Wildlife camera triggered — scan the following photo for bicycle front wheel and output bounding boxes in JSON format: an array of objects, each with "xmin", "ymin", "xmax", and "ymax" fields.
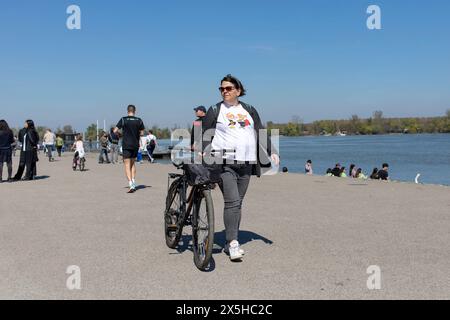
[
  {"xmin": 165, "ymin": 179, "xmax": 184, "ymax": 249},
  {"xmin": 192, "ymin": 189, "xmax": 214, "ymax": 271}
]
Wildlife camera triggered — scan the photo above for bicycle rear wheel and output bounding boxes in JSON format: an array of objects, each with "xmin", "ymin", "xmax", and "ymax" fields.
[
  {"xmin": 164, "ymin": 179, "xmax": 184, "ymax": 249},
  {"xmin": 192, "ymin": 189, "xmax": 214, "ymax": 271}
]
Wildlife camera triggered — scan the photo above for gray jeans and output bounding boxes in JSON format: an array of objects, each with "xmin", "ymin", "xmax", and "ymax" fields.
[
  {"xmin": 219, "ymin": 164, "xmax": 252, "ymax": 243},
  {"xmin": 110, "ymin": 144, "xmax": 119, "ymax": 163}
]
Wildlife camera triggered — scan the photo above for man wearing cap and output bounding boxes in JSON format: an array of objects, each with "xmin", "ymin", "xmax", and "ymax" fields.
[{"xmin": 191, "ymin": 106, "xmax": 207, "ymax": 154}]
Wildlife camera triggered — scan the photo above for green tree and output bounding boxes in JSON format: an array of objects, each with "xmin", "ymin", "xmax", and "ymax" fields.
[
  {"xmin": 284, "ymin": 122, "xmax": 300, "ymax": 136},
  {"xmin": 36, "ymin": 126, "xmax": 47, "ymax": 140},
  {"xmin": 349, "ymin": 115, "xmax": 361, "ymax": 134},
  {"xmin": 85, "ymin": 123, "xmax": 98, "ymax": 141},
  {"xmin": 372, "ymin": 110, "xmax": 385, "ymax": 134},
  {"xmin": 402, "ymin": 118, "xmax": 420, "ymax": 134}
]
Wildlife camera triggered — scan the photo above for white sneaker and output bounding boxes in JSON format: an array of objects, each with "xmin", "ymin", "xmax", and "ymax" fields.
[
  {"xmin": 228, "ymin": 240, "xmax": 243, "ymax": 261},
  {"xmin": 224, "ymin": 243, "xmax": 245, "ymax": 256}
]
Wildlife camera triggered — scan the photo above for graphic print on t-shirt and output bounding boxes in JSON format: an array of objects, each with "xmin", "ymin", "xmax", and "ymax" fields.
[{"xmin": 226, "ymin": 113, "xmax": 252, "ymax": 129}]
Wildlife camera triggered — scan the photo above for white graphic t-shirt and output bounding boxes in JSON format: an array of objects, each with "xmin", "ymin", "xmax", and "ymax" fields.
[{"xmin": 211, "ymin": 103, "xmax": 257, "ymax": 162}]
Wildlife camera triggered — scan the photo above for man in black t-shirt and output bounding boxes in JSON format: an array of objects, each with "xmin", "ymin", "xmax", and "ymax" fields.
[
  {"xmin": 377, "ymin": 163, "xmax": 390, "ymax": 181},
  {"xmin": 114, "ymin": 105, "xmax": 145, "ymax": 193}
]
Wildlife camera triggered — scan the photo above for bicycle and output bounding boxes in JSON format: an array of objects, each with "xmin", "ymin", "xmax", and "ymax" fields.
[
  {"xmin": 164, "ymin": 161, "xmax": 218, "ymax": 271},
  {"xmin": 72, "ymin": 152, "xmax": 86, "ymax": 172}
]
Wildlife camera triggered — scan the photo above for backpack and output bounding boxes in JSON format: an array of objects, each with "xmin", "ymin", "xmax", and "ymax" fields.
[{"xmin": 149, "ymin": 138, "xmax": 156, "ymax": 147}]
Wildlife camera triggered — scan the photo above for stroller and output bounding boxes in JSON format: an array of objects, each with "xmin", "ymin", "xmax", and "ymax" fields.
[{"xmin": 72, "ymin": 150, "xmax": 86, "ymax": 172}]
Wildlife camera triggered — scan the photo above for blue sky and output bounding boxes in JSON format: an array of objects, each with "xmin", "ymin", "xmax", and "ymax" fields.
[{"xmin": 1, "ymin": 0, "xmax": 449, "ymax": 131}]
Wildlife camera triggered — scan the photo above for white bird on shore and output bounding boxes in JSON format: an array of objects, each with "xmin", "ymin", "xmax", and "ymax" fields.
[{"xmin": 415, "ymin": 173, "xmax": 421, "ymax": 184}]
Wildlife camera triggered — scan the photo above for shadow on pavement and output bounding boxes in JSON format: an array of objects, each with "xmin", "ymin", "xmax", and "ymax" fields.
[
  {"xmin": 135, "ymin": 185, "xmax": 151, "ymax": 191},
  {"xmin": 168, "ymin": 230, "xmax": 273, "ymax": 272},
  {"xmin": 33, "ymin": 175, "xmax": 50, "ymax": 181},
  {"xmin": 212, "ymin": 229, "xmax": 274, "ymax": 253},
  {"xmin": 122, "ymin": 185, "xmax": 152, "ymax": 191}
]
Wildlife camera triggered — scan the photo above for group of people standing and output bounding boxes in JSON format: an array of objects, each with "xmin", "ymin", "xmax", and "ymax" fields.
[
  {"xmin": 97, "ymin": 128, "xmax": 157, "ymax": 165},
  {"xmin": 42, "ymin": 129, "xmax": 65, "ymax": 161},
  {"xmin": 0, "ymin": 119, "xmax": 39, "ymax": 182}
]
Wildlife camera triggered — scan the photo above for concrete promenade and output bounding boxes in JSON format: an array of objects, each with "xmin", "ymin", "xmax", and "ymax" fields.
[{"xmin": 0, "ymin": 153, "xmax": 449, "ymax": 299}]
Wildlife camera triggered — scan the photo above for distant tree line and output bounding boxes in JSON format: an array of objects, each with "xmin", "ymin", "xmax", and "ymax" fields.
[
  {"xmin": 11, "ymin": 109, "xmax": 450, "ymax": 141},
  {"xmin": 84, "ymin": 123, "xmax": 176, "ymax": 141},
  {"xmin": 267, "ymin": 110, "xmax": 450, "ymax": 136}
]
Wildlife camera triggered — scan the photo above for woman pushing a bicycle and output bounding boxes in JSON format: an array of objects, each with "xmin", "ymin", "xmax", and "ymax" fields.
[{"xmin": 201, "ymin": 74, "xmax": 280, "ymax": 261}]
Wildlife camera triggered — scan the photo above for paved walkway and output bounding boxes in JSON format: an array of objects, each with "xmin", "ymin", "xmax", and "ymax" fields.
[{"xmin": 0, "ymin": 153, "xmax": 449, "ymax": 299}]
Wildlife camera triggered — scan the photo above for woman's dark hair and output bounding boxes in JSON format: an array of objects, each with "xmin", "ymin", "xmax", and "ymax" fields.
[
  {"xmin": 0, "ymin": 119, "xmax": 12, "ymax": 133},
  {"xmin": 26, "ymin": 120, "xmax": 35, "ymax": 130},
  {"xmin": 221, "ymin": 74, "xmax": 246, "ymax": 97},
  {"xmin": 326, "ymin": 168, "xmax": 332, "ymax": 174},
  {"xmin": 370, "ymin": 168, "xmax": 379, "ymax": 179},
  {"xmin": 356, "ymin": 168, "xmax": 362, "ymax": 178},
  {"xmin": 282, "ymin": 167, "xmax": 288, "ymax": 173},
  {"xmin": 307, "ymin": 160, "xmax": 312, "ymax": 164},
  {"xmin": 349, "ymin": 164, "xmax": 355, "ymax": 176}
]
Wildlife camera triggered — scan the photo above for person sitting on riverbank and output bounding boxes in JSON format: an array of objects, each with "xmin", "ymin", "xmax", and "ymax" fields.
[
  {"xmin": 349, "ymin": 164, "xmax": 358, "ymax": 178},
  {"xmin": 370, "ymin": 168, "xmax": 379, "ymax": 180},
  {"xmin": 331, "ymin": 163, "xmax": 341, "ymax": 177},
  {"xmin": 305, "ymin": 160, "xmax": 313, "ymax": 175},
  {"xmin": 325, "ymin": 168, "xmax": 333, "ymax": 176},
  {"xmin": 340, "ymin": 166, "xmax": 347, "ymax": 178},
  {"xmin": 377, "ymin": 163, "xmax": 390, "ymax": 181},
  {"xmin": 355, "ymin": 168, "xmax": 368, "ymax": 180}
]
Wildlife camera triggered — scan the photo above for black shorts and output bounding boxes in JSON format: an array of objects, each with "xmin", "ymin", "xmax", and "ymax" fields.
[{"xmin": 122, "ymin": 149, "xmax": 138, "ymax": 159}]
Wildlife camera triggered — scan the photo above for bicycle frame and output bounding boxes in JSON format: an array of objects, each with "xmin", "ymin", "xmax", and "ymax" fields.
[{"xmin": 167, "ymin": 171, "xmax": 199, "ymax": 230}]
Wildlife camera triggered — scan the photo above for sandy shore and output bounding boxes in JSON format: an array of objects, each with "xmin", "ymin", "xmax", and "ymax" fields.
[{"xmin": 0, "ymin": 152, "xmax": 449, "ymax": 299}]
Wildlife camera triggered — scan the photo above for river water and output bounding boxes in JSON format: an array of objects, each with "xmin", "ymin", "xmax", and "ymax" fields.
[{"xmin": 158, "ymin": 134, "xmax": 450, "ymax": 186}]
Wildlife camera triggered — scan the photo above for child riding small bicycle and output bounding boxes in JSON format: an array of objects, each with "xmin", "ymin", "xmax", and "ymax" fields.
[{"xmin": 71, "ymin": 135, "xmax": 86, "ymax": 171}]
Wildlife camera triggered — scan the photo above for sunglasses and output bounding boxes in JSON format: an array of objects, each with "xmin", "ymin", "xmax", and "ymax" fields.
[{"xmin": 219, "ymin": 86, "xmax": 236, "ymax": 93}]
